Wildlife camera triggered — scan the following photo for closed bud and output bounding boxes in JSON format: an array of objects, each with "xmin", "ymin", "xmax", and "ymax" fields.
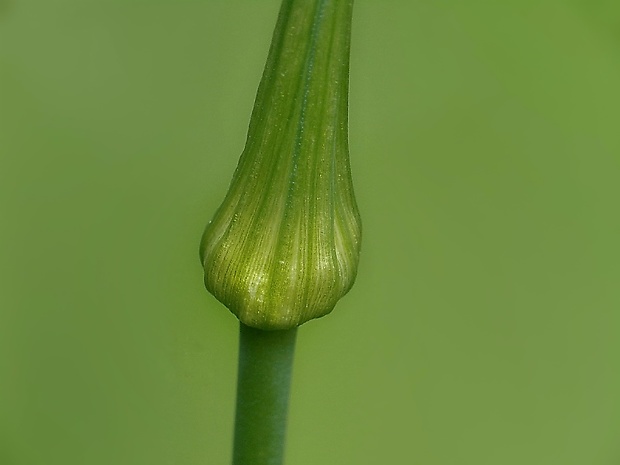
[{"xmin": 200, "ymin": 0, "xmax": 361, "ymax": 330}]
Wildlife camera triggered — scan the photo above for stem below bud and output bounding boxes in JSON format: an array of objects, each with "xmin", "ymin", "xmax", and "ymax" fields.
[{"xmin": 232, "ymin": 323, "xmax": 297, "ymax": 465}]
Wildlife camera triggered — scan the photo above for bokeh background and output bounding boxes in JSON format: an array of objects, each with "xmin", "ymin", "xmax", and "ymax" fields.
[{"xmin": 2, "ymin": 0, "xmax": 620, "ymax": 464}]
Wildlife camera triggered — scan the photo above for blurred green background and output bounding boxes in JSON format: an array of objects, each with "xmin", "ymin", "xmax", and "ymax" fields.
[{"xmin": 2, "ymin": 0, "xmax": 620, "ymax": 464}]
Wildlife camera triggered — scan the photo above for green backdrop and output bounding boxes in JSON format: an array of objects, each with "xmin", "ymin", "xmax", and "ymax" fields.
[{"xmin": 1, "ymin": 1, "xmax": 620, "ymax": 464}]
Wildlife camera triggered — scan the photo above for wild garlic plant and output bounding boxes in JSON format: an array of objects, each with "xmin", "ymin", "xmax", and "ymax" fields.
[{"xmin": 200, "ymin": 1, "xmax": 360, "ymax": 463}]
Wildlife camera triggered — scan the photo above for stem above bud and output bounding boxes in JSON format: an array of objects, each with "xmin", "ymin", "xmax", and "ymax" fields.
[{"xmin": 200, "ymin": 0, "xmax": 361, "ymax": 330}]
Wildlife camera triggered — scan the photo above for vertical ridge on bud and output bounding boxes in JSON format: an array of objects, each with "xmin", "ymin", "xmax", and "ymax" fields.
[{"xmin": 200, "ymin": 0, "xmax": 361, "ymax": 330}]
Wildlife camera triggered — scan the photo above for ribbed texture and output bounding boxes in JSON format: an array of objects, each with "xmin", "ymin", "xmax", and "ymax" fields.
[{"xmin": 200, "ymin": 0, "xmax": 361, "ymax": 330}]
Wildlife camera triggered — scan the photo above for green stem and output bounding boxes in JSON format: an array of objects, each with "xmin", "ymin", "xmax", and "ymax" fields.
[{"xmin": 232, "ymin": 323, "xmax": 298, "ymax": 465}]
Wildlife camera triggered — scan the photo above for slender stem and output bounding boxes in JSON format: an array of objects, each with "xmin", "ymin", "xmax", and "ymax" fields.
[{"xmin": 232, "ymin": 323, "xmax": 298, "ymax": 465}]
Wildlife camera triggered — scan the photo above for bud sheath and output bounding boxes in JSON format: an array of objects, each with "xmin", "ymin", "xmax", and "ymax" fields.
[{"xmin": 200, "ymin": 0, "xmax": 361, "ymax": 330}]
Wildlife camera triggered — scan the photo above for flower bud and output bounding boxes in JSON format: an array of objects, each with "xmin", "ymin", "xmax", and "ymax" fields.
[{"xmin": 200, "ymin": 0, "xmax": 361, "ymax": 330}]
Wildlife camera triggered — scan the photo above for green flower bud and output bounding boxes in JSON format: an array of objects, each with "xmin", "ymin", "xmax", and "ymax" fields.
[{"xmin": 200, "ymin": 0, "xmax": 361, "ymax": 330}]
